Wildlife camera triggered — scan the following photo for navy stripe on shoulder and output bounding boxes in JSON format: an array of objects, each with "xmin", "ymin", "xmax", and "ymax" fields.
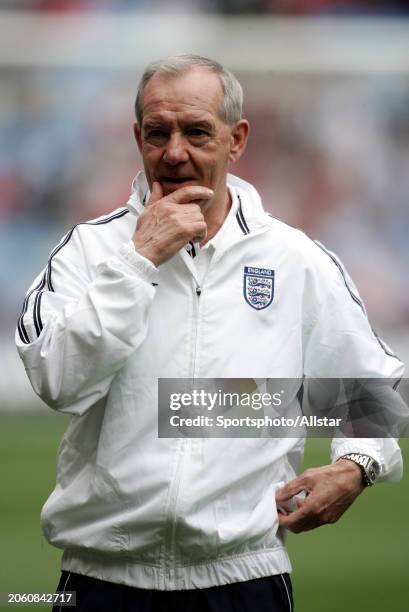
[
  {"xmin": 371, "ymin": 329, "xmax": 400, "ymax": 360},
  {"xmin": 236, "ymin": 194, "xmax": 250, "ymax": 235},
  {"xmin": 47, "ymin": 208, "xmax": 129, "ymax": 292},
  {"xmin": 18, "ymin": 208, "xmax": 129, "ymax": 345},
  {"xmin": 313, "ymin": 240, "xmax": 400, "ymax": 361},
  {"xmin": 314, "ymin": 241, "xmax": 366, "ymax": 315}
]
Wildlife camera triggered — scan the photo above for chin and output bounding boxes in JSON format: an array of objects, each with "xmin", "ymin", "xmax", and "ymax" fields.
[{"xmin": 160, "ymin": 179, "xmax": 199, "ymax": 194}]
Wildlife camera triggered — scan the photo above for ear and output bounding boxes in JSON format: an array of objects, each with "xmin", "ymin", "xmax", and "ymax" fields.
[
  {"xmin": 229, "ymin": 119, "xmax": 250, "ymax": 164},
  {"xmin": 133, "ymin": 122, "xmax": 142, "ymax": 153}
]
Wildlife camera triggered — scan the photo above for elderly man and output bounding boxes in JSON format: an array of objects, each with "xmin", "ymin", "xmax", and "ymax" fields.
[{"xmin": 17, "ymin": 55, "xmax": 404, "ymax": 612}]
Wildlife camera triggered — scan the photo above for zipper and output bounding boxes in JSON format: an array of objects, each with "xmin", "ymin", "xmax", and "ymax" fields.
[
  {"xmin": 163, "ymin": 227, "xmax": 269, "ymax": 586},
  {"xmin": 163, "ymin": 279, "xmax": 201, "ymax": 588},
  {"xmin": 191, "ymin": 281, "xmax": 202, "ymax": 377},
  {"xmin": 188, "ymin": 228, "xmax": 270, "ymax": 378}
]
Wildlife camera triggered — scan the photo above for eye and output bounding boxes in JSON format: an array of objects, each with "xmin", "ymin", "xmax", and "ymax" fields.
[
  {"xmin": 187, "ymin": 128, "xmax": 210, "ymax": 140},
  {"xmin": 189, "ymin": 128, "xmax": 206, "ymax": 136},
  {"xmin": 146, "ymin": 129, "xmax": 166, "ymax": 138}
]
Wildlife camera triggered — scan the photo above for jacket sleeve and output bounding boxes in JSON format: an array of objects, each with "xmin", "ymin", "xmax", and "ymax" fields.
[
  {"xmin": 303, "ymin": 244, "xmax": 406, "ymax": 482},
  {"xmin": 16, "ymin": 232, "xmax": 158, "ymax": 416}
]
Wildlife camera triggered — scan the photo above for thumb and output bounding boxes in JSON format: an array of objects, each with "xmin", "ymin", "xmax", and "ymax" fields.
[{"xmin": 148, "ymin": 181, "xmax": 163, "ymax": 205}]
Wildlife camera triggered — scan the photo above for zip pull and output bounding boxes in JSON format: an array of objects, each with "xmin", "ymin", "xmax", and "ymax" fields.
[{"xmin": 196, "ymin": 286, "xmax": 202, "ymax": 297}]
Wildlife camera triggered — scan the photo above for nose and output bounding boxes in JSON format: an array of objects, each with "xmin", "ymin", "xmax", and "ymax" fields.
[{"xmin": 163, "ymin": 132, "xmax": 189, "ymax": 165}]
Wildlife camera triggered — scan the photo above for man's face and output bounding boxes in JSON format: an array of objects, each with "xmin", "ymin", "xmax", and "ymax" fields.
[{"xmin": 134, "ymin": 67, "xmax": 248, "ymax": 209}]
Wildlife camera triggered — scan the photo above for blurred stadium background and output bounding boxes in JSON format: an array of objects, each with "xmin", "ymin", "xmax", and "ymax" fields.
[{"xmin": 1, "ymin": 1, "xmax": 409, "ymax": 611}]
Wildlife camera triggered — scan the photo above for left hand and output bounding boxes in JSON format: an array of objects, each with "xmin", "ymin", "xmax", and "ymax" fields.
[{"xmin": 275, "ymin": 460, "xmax": 365, "ymax": 533}]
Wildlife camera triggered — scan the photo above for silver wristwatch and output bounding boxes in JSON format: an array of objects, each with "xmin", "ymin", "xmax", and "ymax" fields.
[{"xmin": 339, "ymin": 453, "xmax": 381, "ymax": 486}]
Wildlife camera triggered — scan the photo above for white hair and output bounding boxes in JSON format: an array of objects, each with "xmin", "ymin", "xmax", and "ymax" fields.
[{"xmin": 135, "ymin": 54, "xmax": 243, "ymax": 125}]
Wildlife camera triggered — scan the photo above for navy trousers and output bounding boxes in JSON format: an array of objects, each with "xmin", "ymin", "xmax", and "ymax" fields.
[{"xmin": 53, "ymin": 570, "xmax": 294, "ymax": 612}]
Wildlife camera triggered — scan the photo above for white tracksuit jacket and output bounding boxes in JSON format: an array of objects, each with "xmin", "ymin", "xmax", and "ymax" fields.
[{"xmin": 16, "ymin": 172, "xmax": 404, "ymax": 590}]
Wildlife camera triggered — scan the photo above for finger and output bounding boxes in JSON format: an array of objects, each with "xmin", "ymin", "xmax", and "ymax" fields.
[
  {"xmin": 191, "ymin": 222, "xmax": 207, "ymax": 243},
  {"xmin": 168, "ymin": 186, "xmax": 214, "ymax": 205},
  {"xmin": 192, "ymin": 233, "xmax": 207, "ymax": 244},
  {"xmin": 176, "ymin": 203, "xmax": 205, "ymax": 217},
  {"xmin": 278, "ymin": 505, "xmax": 311, "ymax": 532},
  {"xmin": 276, "ymin": 478, "xmax": 306, "ymax": 502},
  {"xmin": 295, "ymin": 496, "xmax": 306, "ymax": 509},
  {"xmin": 278, "ymin": 514, "xmax": 306, "ymax": 532},
  {"xmin": 147, "ymin": 181, "xmax": 163, "ymax": 205}
]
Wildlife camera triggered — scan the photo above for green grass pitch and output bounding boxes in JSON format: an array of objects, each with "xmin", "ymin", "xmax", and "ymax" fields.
[{"xmin": 0, "ymin": 414, "xmax": 408, "ymax": 611}]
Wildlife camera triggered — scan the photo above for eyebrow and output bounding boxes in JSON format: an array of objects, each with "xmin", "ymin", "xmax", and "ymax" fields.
[
  {"xmin": 143, "ymin": 121, "xmax": 167, "ymax": 131},
  {"xmin": 183, "ymin": 120, "xmax": 214, "ymax": 131},
  {"xmin": 143, "ymin": 119, "xmax": 215, "ymax": 132}
]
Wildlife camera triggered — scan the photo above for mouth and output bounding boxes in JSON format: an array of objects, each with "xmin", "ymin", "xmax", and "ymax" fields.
[{"xmin": 159, "ymin": 176, "xmax": 197, "ymax": 188}]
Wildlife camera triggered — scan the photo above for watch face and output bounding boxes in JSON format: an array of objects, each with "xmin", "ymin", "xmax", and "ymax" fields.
[
  {"xmin": 366, "ymin": 459, "xmax": 380, "ymax": 484},
  {"xmin": 370, "ymin": 462, "xmax": 380, "ymax": 480},
  {"xmin": 368, "ymin": 466, "xmax": 377, "ymax": 483}
]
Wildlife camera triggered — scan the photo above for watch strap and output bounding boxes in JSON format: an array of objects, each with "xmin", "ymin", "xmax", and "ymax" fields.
[{"xmin": 338, "ymin": 453, "xmax": 380, "ymax": 486}]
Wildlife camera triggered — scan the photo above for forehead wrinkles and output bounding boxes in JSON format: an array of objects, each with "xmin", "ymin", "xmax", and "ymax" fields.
[
  {"xmin": 142, "ymin": 109, "xmax": 216, "ymax": 130},
  {"xmin": 141, "ymin": 70, "xmax": 224, "ymax": 122},
  {"xmin": 142, "ymin": 97, "xmax": 221, "ymax": 122}
]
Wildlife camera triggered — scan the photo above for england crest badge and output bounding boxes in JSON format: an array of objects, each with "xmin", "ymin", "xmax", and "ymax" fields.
[{"xmin": 243, "ymin": 266, "xmax": 275, "ymax": 310}]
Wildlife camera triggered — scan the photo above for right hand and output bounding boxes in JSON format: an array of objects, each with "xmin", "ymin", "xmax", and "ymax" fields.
[{"xmin": 133, "ymin": 181, "xmax": 213, "ymax": 266}]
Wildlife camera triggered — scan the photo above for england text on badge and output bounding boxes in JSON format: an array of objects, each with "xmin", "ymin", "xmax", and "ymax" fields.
[{"xmin": 243, "ymin": 266, "xmax": 275, "ymax": 310}]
